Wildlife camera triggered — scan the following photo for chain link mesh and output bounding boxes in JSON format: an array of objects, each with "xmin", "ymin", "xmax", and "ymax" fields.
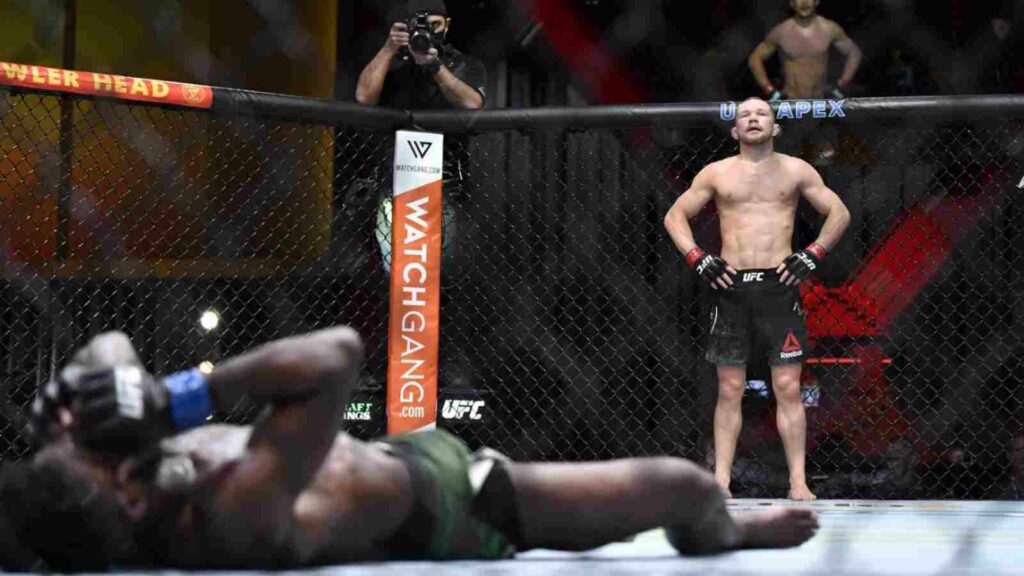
[
  {"xmin": 437, "ymin": 112, "xmax": 1024, "ymax": 501},
  {"xmin": 1, "ymin": 88, "xmax": 1022, "ymax": 500},
  {"xmin": 0, "ymin": 91, "xmax": 394, "ymax": 449}
]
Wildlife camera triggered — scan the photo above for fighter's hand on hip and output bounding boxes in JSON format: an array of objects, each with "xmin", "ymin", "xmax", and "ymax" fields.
[
  {"xmin": 763, "ymin": 84, "xmax": 784, "ymax": 102},
  {"xmin": 827, "ymin": 82, "xmax": 846, "ymax": 100},
  {"xmin": 777, "ymin": 243, "xmax": 827, "ymax": 286},
  {"xmin": 686, "ymin": 247, "xmax": 737, "ymax": 290},
  {"xmin": 60, "ymin": 365, "xmax": 174, "ymax": 457}
]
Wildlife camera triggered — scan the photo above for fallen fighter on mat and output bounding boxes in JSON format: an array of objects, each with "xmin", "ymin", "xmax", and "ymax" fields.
[{"xmin": 2, "ymin": 328, "xmax": 818, "ymax": 570}]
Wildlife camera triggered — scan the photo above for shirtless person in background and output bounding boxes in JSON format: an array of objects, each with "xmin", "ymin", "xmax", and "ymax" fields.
[
  {"xmin": 664, "ymin": 97, "xmax": 850, "ymax": 501},
  {"xmin": 748, "ymin": 0, "xmax": 862, "ymax": 100}
]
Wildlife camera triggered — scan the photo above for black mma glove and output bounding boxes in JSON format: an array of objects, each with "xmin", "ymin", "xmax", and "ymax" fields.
[
  {"xmin": 28, "ymin": 379, "xmax": 69, "ymax": 446},
  {"xmin": 686, "ymin": 247, "xmax": 735, "ymax": 289},
  {"xmin": 779, "ymin": 243, "xmax": 827, "ymax": 286},
  {"xmin": 60, "ymin": 366, "xmax": 173, "ymax": 456},
  {"xmin": 61, "ymin": 366, "xmax": 214, "ymax": 457}
]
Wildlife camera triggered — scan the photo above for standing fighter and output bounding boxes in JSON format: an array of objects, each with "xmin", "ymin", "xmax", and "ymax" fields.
[
  {"xmin": 748, "ymin": 0, "xmax": 862, "ymax": 100},
  {"xmin": 664, "ymin": 97, "xmax": 850, "ymax": 501}
]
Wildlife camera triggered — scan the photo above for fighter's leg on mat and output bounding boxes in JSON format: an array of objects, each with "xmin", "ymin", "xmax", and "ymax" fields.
[
  {"xmin": 714, "ymin": 365, "xmax": 746, "ymax": 498},
  {"xmin": 705, "ymin": 294, "xmax": 749, "ymax": 498},
  {"xmin": 762, "ymin": 286, "xmax": 816, "ymax": 501},
  {"xmin": 772, "ymin": 363, "xmax": 815, "ymax": 501},
  {"xmin": 501, "ymin": 458, "xmax": 818, "ymax": 554}
]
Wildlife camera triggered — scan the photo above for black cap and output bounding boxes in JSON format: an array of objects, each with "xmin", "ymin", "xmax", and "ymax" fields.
[{"xmin": 406, "ymin": 0, "xmax": 448, "ymax": 17}]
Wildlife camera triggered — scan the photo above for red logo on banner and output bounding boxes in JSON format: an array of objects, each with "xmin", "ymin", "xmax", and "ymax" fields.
[{"xmin": 181, "ymin": 84, "xmax": 209, "ymax": 106}]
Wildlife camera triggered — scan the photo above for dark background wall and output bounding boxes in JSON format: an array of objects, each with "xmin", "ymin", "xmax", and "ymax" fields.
[{"xmin": 3, "ymin": 1, "xmax": 1021, "ymax": 109}]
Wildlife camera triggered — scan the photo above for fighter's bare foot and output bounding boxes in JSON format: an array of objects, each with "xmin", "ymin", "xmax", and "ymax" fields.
[
  {"xmin": 788, "ymin": 485, "xmax": 816, "ymax": 501},
  {"xmin": 736, "ymin": 508, "xmax": 819, "ymax": 549},
  {"xmin": 715, "ymin": 477, "xmax": 732, "ymax": 498}
]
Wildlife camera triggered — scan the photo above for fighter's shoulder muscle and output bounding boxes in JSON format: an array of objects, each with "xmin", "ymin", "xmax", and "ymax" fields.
[
  {"xmin": 698, "ymin": 158, "xmax": 733, "ymax": 185},
  {"xmin": 768, "ymin": 20, "xmax": 794, "ymax": 42},
  {"xmin": 819, "ymin": 17, "xmax": 845, "ymax": 38},
  {"xmin": 776, "ymin": 153, "xmax": 817, "ymax": 180},
  {"xmin": 707, "ymin": 157, "xmax": 733, "ymax": 171}
]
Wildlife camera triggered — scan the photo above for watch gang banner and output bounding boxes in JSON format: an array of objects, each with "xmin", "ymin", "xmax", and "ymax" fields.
[
  {"xmin": 0, "ymin": 62, "xmax": 213, "ymax": 109},
  {"xmin": 387, "ymin": 131, "xmax": 444, "ymax": 435}
]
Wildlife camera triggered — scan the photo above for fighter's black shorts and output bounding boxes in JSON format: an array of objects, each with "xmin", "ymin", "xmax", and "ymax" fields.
[{"xmin": 705, "ymin": 269, "xmax": 808, "ymax": 367}]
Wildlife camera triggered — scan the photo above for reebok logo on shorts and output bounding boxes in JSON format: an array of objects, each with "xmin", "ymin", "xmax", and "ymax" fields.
[{"xmin": 780, "ymin": 331, "xmax": 803, "ymax": 359}]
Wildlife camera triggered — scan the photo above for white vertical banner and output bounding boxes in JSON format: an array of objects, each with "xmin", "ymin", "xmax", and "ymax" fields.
[{"xmin": 387, "ymin": 130, "xmax": 444, "ymax": 435}]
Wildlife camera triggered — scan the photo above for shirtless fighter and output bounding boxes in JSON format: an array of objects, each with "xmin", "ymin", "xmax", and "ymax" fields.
[
  {"xmin": 664, "ymin": 97, "xmax": 850, "ymax": 501},
  {"xmin": 1, "ymin": 327, "xmax": 819, "ymax": 570},
  {"xmin": 748, "ymin": 0, "xmax": 862, "ymax": 100}
]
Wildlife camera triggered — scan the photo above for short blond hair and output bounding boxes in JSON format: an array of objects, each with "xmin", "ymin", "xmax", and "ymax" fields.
[{"xmin": 737, "ymin": 97, "xmax": 776, "ymax": 120}]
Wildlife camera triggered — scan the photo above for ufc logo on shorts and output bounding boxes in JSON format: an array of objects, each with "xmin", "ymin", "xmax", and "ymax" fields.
[
  {"xmin": 408, "ymin": 140, "xmax": 433, "ymax": 159},
  {"xmin": 743, "ymin": 272, "xmax": 765, "ymax": 282},
  {"xmin": 442, "ymin": 399, "xmax": 484, "ymax": 421}
]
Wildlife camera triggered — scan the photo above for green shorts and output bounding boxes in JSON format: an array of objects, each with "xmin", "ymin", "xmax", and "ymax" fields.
[{"xmin": 376, "ymin": 429, "xmax": 516, "ymax": 560}]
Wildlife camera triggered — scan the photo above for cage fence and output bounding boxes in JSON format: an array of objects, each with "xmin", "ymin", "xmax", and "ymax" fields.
[{"xmin": 0, "ymin": 85, "xmax": 1022, "ymax": 499}]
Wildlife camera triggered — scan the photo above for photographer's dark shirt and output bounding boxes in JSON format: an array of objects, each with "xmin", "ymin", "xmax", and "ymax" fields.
[{"xmin": 379, "ymin": 45, "xmax": 487, "ymax": 110}]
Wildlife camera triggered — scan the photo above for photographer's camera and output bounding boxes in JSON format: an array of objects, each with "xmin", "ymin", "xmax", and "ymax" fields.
[{"xmin": 407, "ymin": 11, "xmax": 437, "ymax": 56}]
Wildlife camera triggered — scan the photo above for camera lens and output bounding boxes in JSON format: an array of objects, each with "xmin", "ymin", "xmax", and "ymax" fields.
[{"xmin": 410, "ymin": 31, "xmax": 433, "ymax": 55}]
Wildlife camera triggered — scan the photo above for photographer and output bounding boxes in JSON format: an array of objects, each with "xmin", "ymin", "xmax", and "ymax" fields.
[
  {"xmin": 351, "ymin": 0, "xmax": 483, "ymax": 282},
  {"xmin": 356, "ymin": 0, "xmax": 486, "ymax": 110}
]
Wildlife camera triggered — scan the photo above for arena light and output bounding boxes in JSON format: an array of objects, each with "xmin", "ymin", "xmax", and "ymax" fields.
[
  {"xmin": 198, "ymin": 360, "xmax": 215, "ymax": 375},
  {"xmin": 199, "ymin": 309, "xmax": 220, "ymax": 332}
]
